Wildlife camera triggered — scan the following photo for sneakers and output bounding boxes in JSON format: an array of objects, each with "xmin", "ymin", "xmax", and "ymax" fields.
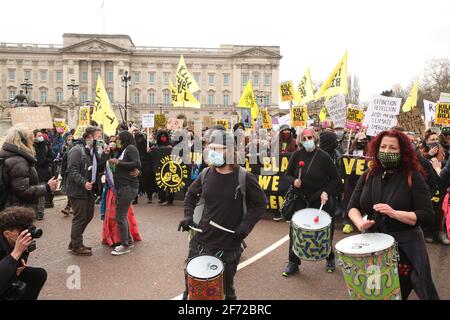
[
  {"xmin": 342, "ymin": 224, "xmax": 354, "ymax": 234},
  {"xmin": 111, "ymin": 245, "xmax": 131, "ymax": 256},
  {"xmin": 273, "ymin": 212, "xmax": 283, "ymax": 222},
  {"xmin": 425, "ymin": 237, "xmax": 434, "ymax": 243},
  {"xmin": 326, "ymin": 260, "xmax": 336, "ymax": 273},
  {"xmin": 282, "ymin": 262, "xmax": 299, "ymax": 277},
  {"xmin": 61, "ymin": 207, "xmax": 70, "ymax": 216},
  {"xmin": 439, "ymin": 232, "xmax": 450, "ymax": 245}
]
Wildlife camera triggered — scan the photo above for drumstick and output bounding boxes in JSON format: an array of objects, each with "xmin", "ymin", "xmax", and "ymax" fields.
[
  {"xmin": 189, "ymin": 225, "xmax": 203, "ymax": 233},
  {"xmin": 314, "ymin": 203, "xmax": 324, "ymax": 224},
  {"xmin": 298, "ymin": 161, "xmax": 305, "ymax": 180},
  {"xmin": 209, "ymin": 220, "xmax": 236, "ymax": 234}
]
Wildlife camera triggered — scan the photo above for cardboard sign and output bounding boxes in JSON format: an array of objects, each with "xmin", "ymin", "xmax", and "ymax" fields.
[
  {"xmin": 167, "ymin": 118, "xmax": 184, "ymax": 131},
  {"xmin": 397, "ymin": 108, "xmax": 426, "ymax": 135},
  {"xmin": 215, "ymin": 119, "xmax": 229, "ymax": 129},
  {"xmin": 346, "ymin": 105, "xmax": 364, "ymax": 130},
  {"xmin": 142, "ymin": 114, "xmax": 155, "ymax": 128},
  {"xmin": 279, "ymin": 81, "xmax": 295, "ymax": 102},
  {"xmin": 203, "ymin": 116, "xmax": 212, "ymax": 129},
  {"xmin": 365, "ymin": 95, "xmax": 401, "ymax": 137},
  {"xmin": 240, "ymin": 108, "xmax": 252, "ymax": 128},
  {"xmin": 291, "ymin": 107, "xmax": 308, "ymax": 127},
  {"xmin": 435, "ymin": 102, "xmax": 450, "ymax": 125},
  {"xmin": 78, "ymin": 107, "xmax": 91, "ymax": 126},
  {"xmin": 261, "ymin": 109, "xmax": 272, "ymax": 129},
  {"xmin": 11, "ymin": 107, "xmax": 53, "ymax": 130},
  {"xmin": 324, "ymin": 95, "xmax": 347, "ymax": 128},
  {"xmin": 154, "ymin": 114, "xmax": 167, "ymax": 129}
]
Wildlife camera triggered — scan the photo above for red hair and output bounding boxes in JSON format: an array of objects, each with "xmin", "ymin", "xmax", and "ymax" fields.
[{"xmin": 367, "ymin": 129, "xmax": 426, "ymax": 177}]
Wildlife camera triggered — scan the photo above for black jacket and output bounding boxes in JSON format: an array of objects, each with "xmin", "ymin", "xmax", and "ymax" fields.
[
  {"xmin": 114, "ymin": 145, "xmax": 141, "ymax": 190},
  {"xmin": 33, "ymin": 141, "xmax": 54, "ymax": 182},
  {"xmin": 0, "ymin": 236, "xmax": 19, "ymax": 298},
  {"xmin": 0, "ymin": 143, "xmax": 47, "ymax": 209}
]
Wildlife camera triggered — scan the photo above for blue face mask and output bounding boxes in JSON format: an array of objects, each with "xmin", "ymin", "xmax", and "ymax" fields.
[
  {"xmin": 302, "ymin": 140, "xmax": 316, "ymax": 152},
  {"xmin": 208, "ymin": 150, "xmax": 225, "ymax": 167}
]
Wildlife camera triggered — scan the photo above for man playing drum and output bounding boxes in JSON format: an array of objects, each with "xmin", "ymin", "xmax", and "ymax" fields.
[{"xmin": 178, "ymin": 128, "xmax": 267, "ymax": 300}]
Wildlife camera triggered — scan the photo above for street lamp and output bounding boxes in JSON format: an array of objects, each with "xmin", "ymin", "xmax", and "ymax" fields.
[
  {"xmin": 21, "ymin": 78, "xmax": 33, "ymax": 95},
  {"xmin": 121, "ymin": 71, "xmax": 131, "ymax": 123},
  {"xmin": 67, "ymin": 78, "xmax": 79, "ymax": 96},
  {"xmin": 159, "ymin": 103, "xmax": 163, "ymax": 115}
]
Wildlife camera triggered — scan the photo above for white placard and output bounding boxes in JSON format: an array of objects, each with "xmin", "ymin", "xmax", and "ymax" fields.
[
  {"xmin": 324, "ymin": 95, "xmax": 347, "ymax": 128},
  {"xmin": 365, "ymin": 94, "xmax": 402, "ymax": 137},
  {"xmin": 439, "ymin": 92, "xmax": 450, "ymax": 103},
  {"xmin": 278, "ymin": 114, "xmax": 291, "ymax": 127},
  {"xmin": 142, "ymin": 114, "xmax": 155, "ymax": 128},
  {"xmin": 423, "ymin": 99, "xmax": 436, "ymax": 128}
]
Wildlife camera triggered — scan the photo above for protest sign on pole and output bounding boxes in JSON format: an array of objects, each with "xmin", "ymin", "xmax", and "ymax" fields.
[
  {"xmin": 215, "ymin": 119, "xmax": 229, "ymax": 129},
  {"xmin": 78, "ymin": 106, "xmax": 91, "ymax": 126},
  {"xmin": 11, "ymin": 107, "xmax": 54, "ymax": 130},
  {"xmin": 324, "ymin": 95, "xmax": 347, "ymax": 128},
  {"xmin": 435, "ymin": 102, "xmax": 450, "ymax": 125},
  {"xmin": 291, "ymin": 107, "xmax": 308, "ymax": 127},
  {"xmin": 167, "ymin": 118, "xmax": 184, "ymax": 131},
  {"xmin": 261, "ymin": 109, "xmax": 272, "ymax": 129},
  {"xmin": 397, "ymin": 108, "xmax": 426, "ymax": 136},
  {"xmin": 240, "ymin": 108, "xmax": 252, "ymax": 128},
  {"xmin": 365, "ymin": 94, "xmax": 402, "ymax": 137},
  {"xmin": 278, "ymin": 114, "xmax": 291, "ymax": 127},
  {"xmin": 203, "ymin": 116, "xmax": 212, "ymax": 129},
  {"xmin": 53, "ymin": 118, "xmax": 67, "ymax": 133},
  {"xmin": 423, "ymin": 99, "xmax": 437, "ymax": 128},
  {"xmin": 279, "ymin": 81, "xmax": 295, "ymax": 102},
  {"xmin": 439, "ymin": 92, "xmax": 450, "ymax": 103},
  {"xmin": 142, "ymin": 114, "xmax": 155, "ymax": 128},
  {"xmin": 346, "ymin": 104, "xmax": 364, "ymax": 130},
  {"xmin": 154, "ymin": 114, "xmax": 167, "ymax": 129}
]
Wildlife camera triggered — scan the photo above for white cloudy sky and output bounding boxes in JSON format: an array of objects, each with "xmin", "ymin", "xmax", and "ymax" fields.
[{"xmin": 1, "ymin": 0, "xmax": 449, "ymax": 103}]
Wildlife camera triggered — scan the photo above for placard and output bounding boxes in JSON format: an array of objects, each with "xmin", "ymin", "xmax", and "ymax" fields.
[
  {"xmin": 142, "ymin": 114, "xmax": 155, "ymax": 128},
  {"xmin": 11, "ymin": 107, "xmax": 53, "ymax": 130}
]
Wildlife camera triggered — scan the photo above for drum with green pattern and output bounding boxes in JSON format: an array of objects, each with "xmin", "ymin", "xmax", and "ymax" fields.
[{"xmin": 335, "ymin": 233, "xmax": 402, "ymax": 300}]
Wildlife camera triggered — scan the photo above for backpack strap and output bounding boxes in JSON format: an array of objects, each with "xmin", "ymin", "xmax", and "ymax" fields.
[
  {"xmin": 200, "ymin": 167, "xmax": 209, "ymax": 186},
  {"xmin": 236, "ymin": 166, "xmax": 248, "ymax": 217}
]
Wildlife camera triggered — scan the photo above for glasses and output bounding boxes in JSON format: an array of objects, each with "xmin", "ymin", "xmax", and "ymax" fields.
[{"xmin": 302, "ymin": 136, "xmax": 314, "ymax": 141}]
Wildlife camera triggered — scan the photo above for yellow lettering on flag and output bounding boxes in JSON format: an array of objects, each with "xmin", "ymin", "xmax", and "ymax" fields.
[
  {"xmin": 291, "ymin": 106, "xmax": 308, "ymax": 127},
  {"xmin": 239, "ymin": 80, "xmax": 259, "ymax": 120},
  {"xmin": 402, "ymin": 80, "xmax": 419, "ymax": 112},
  {"xmin": 176, "ymin": 55, "xmax": 199, "ymax": 93},
  {"xmin": 315, "ymin": 52, "xmax": 348, "ymax": 99},
  {"xmin": 279, "ymin": 80, "xmax": 295, "ymax": 102},
  {"xmin": 294, "ymin": 67, "xmax": 315, "ymax": 104},
  {"xmin": 170, "ymin": 80, "xmax": 183, "ymax": 107},
  {"xmin": 261, "ymin": 109, "xmax": 272, "ymax": 129},
  {"xmin": 92, "ymin": 76, "xmax": 119, "ymax": 137}
]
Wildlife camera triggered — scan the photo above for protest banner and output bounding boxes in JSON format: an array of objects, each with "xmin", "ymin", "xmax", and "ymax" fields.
[
  {"xmin": 239, "ymin": 80, "xmax": 259, "ymax": 119},
  {"xmin": 435, "ymin": 102, "xmax": 450, "ymax": 125},
  {"xmin": 346, "ymin": 105, "xmax": 364, "ymax": 130},
  {"xmin": 315, "ymin": 52, "xmax": 348, "ymax": 99},
  {"xmin": 291, "ymin": 106, "xmax": 308, "ymax": 127},
  {"xmin": 167, "ymin": 118, "xmax": 184, "ymax": 131},
  {"xmin": 11, "ymin": 107, "xmax": 53, "ymax": 130},
  {"xmin": 261, "ymin": 109, "xmax": 272, "ymax": 129},
  {"xmin": 397, "ymin": 108, "xmax": 426, "ymax": 136},
  {"xmin": 215, "ymin": 119, "xmax": 229, "ymax": 129},
  {"xmin": 294, "ymin": 67, "xmax": 315, "ymax": 104},
  {"xmin": 154, "ymin": 114, "xmax": 167, "ymax": 129},
  {"xmin": 73, "ymin": 125, "xmax": 87, "ymax": 139},
  {"xmin": 423, "ymin": 99, "xmax": 437, "ymax": 128},
  {"xmin": 142, "ymin": 114, "xmax": 155, "ymax": 128},
  {"xmin": 280, "ymin": 80, "xmax": 295, "ymax": 102},
  {"xmin": 365, "ymin": 95, "xmax": 401, "ymax": 136},
  {"xmin": 325, "ymin": 95, "xmax": 347, "ymax": 128},
  {"xmin": 92, "ymin": 76, "xmax": 118, "ymax": 136},
  {"xmin": 240, "ymin": 108, "xmax": 252, "ymax": 128},
  {"xmin": 402, "ymin": 80, "xmax": 419, "ymax": 112},
  {"xmin": 278, "ymin": 113, "xmax": 291, "ymax": 127},
  {"xmin": 203, "ymin": 116, "xmax": 212, "ymax": 128},
  {"xmin": 53, "ymin": 118, "xmax": 67, "ymax": 133},
  {"xmin": 155, "ymin": 154, "xmax": 189, "ymax": 194},
  {"xmin": 79, "ymin": 106, "xmax": 90, "ymax": 126}
]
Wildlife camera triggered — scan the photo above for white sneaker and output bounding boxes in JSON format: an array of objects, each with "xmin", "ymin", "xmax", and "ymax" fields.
[
  {"xmin": 111, "ymin": 245, "xmax": 131, "ymax": 256},
  {"xmin": 439, "ymin": 232, "xmax": 450, "ymax": 245}
]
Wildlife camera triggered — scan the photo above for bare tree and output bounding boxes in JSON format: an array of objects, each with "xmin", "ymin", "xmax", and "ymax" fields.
[{"xmin": 421, "ymin": 58, "xmax": 450, "ymax": 102}]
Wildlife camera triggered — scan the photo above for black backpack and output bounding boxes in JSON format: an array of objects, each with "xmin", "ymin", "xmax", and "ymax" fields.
[{"xmin": 0, "ymin": 157, "xmax": 11, "ymax": 211}]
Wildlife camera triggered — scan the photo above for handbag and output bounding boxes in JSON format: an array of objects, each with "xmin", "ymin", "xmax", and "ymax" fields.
[{"xmin": 280, "ymin": 150, "xmax": 318, "ymax": 221}]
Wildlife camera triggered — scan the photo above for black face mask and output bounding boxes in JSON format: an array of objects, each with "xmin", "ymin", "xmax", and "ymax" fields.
[{"xmin": 356, "ymin": 141, "xmax": 367, "ymax": 150}]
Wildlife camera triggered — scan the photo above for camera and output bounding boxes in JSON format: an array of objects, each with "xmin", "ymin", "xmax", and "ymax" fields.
[{"xmin": 26, "ymin": 224, "xmax": 43, "ymax": 253}]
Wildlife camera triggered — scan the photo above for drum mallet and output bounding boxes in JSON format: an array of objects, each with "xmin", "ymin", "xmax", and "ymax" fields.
[
  {"xmin": 298, "ymin": 161, "xmax": 305, "ymax": 181},
  {"xmin": 315, "ymin": 203, "xmax": 324, "ymax": 224}
]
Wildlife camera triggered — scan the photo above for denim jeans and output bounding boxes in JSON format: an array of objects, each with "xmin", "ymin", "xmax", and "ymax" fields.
[{"xmin": 116, "ymin": 185, "xmax": 138, "ymax": 246}]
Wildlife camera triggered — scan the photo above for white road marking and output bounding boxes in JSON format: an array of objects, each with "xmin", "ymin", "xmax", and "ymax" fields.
[{"xmin": 171, "ymin": 234, "xmax": 290, "ymax": 300}]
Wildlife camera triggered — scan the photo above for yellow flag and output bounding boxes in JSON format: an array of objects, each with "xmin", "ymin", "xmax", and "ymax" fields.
[
  {"xmin": 170, "ymin": 80, "xmax": 183, "ymax": 107},
  {"xmin": 402, "ymin": 80, "xmax": 419, "ymax": 112},
  {"xmin": 295, "ymin": 67, "xmax": 315, "ymax": 104},
  {"xmin": 239, "ymin": 80, "xmax": 259, "ymax": 119},
  {"xmin": 92, "ymin": 76, "xmax": 119, "ymax": 136},
  {"xmin": 176, "ymin": 55, "xmax": 199, "ymax": 94},
  {"xmin": 319, "ymin": 105, "xmax": 327, "ymax": 121},
  {"xmin": 279, "ymin": 80, "xmax": 295, "ymax": 102},
  {"xmin": 315, "ymin": 52, "xmax": 348, "ymax": 99}
]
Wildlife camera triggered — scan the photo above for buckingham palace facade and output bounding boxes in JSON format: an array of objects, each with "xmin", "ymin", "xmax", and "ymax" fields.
[{"xmin": 0, "ymin": 33, "xmax": 282, "ymax": 127}]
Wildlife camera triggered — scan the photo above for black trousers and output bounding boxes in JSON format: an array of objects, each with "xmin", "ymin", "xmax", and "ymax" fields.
[
  {"xmin": 288, "ymin": 198, "xmax": 335, "ymax": 265},
  {"xmin": 18, "ymin": 267, "xmax": 47, "ymax": 300},
  {"xmin": 183, "ymin": 238, "xmax": 243, "ymax": 300},
  {"xmin": 158, "ymin": 190, "xmax": 174, "ymax": 203}
]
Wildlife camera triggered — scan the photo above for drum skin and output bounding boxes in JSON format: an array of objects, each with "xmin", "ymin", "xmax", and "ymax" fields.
[
  {"xmin": 336, "ymin": 236, "xmax": 402, "ymax": 300},
  {"xmin": 186, "ymin": 255, "xmax": 224, "ymax": 300},
  {"xmin": 291, "ymin": 209, "xmax": 332, "ymax": 261}
]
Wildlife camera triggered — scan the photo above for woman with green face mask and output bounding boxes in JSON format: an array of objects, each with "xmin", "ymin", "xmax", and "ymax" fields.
[{"xmin": 347, "ymin": 129, "xmax": 439, "ymax": 300}]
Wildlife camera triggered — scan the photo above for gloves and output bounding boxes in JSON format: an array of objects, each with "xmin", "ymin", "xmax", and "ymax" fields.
[
  {"xmin": 178, "ymin": 216, "xmax": 194, "ymax": 232},
  {"xmin": 234, "ymin": 224, "xmax": 248, "ymax": 242}
]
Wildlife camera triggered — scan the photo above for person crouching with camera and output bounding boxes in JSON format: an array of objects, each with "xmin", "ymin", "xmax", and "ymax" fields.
[{"xmin": 0, "ymin": 207, "xmax": 47, "ymax": 300}]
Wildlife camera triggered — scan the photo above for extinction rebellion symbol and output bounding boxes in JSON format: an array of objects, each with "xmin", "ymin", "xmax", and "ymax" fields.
[{"xmin": 155, "ymin": 155, "xmax": 188, "ymax": 193}]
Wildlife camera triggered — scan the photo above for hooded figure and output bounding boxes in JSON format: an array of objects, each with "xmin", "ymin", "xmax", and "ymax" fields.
[
  {"xmin": 150, "ymin": 129, "xmax": 174, "ymax": 205},
  {"xmin": 276, "ymin": 124, "xmax": 298, "ymax": 154}
]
